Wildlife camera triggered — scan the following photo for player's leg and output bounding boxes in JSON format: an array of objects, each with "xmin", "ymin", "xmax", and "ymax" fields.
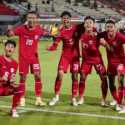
[
  {"xmin": 18, "ymin": 57, "xmax": 29, "ymax": 106},
  {"xmin": 49, "ymin": 70, "xmax": 64, "ymax": 106},
  {"xmin": 34, "ymin": 71, "xmax": 46, "ymax": 106},
  {"xmin": 78, "ymin": 62, "xmax": 91, "ymax": 105},
  {"xmin": 108, "ymin": 74, "xmax": 118, "ymax": 103},
  {"xmin": 0, "ymin": 85, "xmax": 22, "ymax": 117},
  {"xmin": 117, "ymin": 64, "xmax": 125, "ymax": 104},
  {"xmin": 70, "ymin": 58, "xmax": 80, "ymax": 106},
  {"xmin": 18, "ymin": 74, "xmax": 27, "ymax": 106},
  {"xmin": 12, "ymin": 85, "xmax": 23, "ymax": 117},
  {"xmin": 31, "ymin": 59, "xmax": 46, "ymax": 106},
  {"xmin": 108, "ymin": 73, "xmax": 121, "ymax": 110},
  {"xmin": 95, "ymin": 63, "xmax": 108, "ymax": 106},
  {"xmin": 49, "ymin": 56, "xmax": 69, "ymax": 106},
  {"xmin": 71, "ymin": 73, "xmax": 79, "ymax": 106},
  {"xmin": 108, "ymin": 64, "xmax": 120, "ymax": 106}
]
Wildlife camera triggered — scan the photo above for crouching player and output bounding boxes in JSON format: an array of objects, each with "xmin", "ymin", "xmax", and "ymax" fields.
[
  {"xmin": 0, "ymin": 40, "xmax": 22, "ymax": 117},
  {"xmin": 47, "ymin": 11, "xmax": 80, "ymax": 106}
]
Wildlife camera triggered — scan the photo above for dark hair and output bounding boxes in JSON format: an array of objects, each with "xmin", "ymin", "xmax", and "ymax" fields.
[
  {"xmin": 60, "ymin": 11, "xmax": 72, "ymax": 18},
  {"xmin": 27, "ymin": 10, "xmax": 39, "ymax": 17},
  {"xmin": 106, "ymin": 20, "xmax": 116, "ymax": 25},
  {"xmin": 5, "ymin": 40, "xmax": 16, "ymax": 47},
  {"xmin": 84, "ymin": 16, "xmax": 95, "ymax": 22}
]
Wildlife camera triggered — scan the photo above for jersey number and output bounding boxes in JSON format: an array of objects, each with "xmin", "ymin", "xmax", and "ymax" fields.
[{"xmin": 26, "ymin": 39, "xmax": 33, "ymax": 46}]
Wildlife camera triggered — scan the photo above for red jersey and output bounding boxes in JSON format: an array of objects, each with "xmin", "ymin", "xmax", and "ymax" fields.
[
  {"xmin": 14, "ymin": 24, "xmax": 44, "ymax": 59},
  {"xmin": 80, "ymin": 32, "xmax": 102, "ymax": 64},
  {"xmin": 0, "ymin": 55, "xmax": 18, "ymax": 85},
  {"xmin": 54, "ymin": 25, "xmax": 79, "ymax": 57},
  {"xmin": 98, "ymin": 32, "xmax": 125, "ymax": 64}
]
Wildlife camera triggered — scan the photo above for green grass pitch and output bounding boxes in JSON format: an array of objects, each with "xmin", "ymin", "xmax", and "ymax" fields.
[{"xmin": 0, "ymin": 36, "xmax": 125, "ymax": 125}]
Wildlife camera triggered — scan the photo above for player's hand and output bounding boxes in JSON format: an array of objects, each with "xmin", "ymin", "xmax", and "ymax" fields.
[
  {"xmin": 100, "ymin": 38, "xmax": 107, "ymax": 46},
  {"xmin": 7, "ymin": 25, "xmax": 14, "ymax": 36},
  {"xmin": 2, "ymin": 74, "xmax": 8, "ymax": 81},
  {"xmin": 109, "ymin": 46, "xmax": 114, "ymax": 52},
  {"xmin": 10, "ymin": 74, "xmax": 16, "ymax": 83},
  {"xmin": 100, "ymin": 38, "xmax": 111, "ymax": 50},
  {"xmin": 47, "ymin": 45, "xmax": 57, "ymax": 51},
  {"xmin": 7, "ymin": 25, "xmax": 13, "ymax": 30},
  {"xmin": 82, "ymin": 43, "xmax": 88, "ymax": 49},
  {"xmin": 10, "ymin": 83, "xmax": 18, "ymax": 88}
]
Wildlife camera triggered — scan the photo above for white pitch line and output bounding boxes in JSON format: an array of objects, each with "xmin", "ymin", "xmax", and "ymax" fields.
[{"xmin": 0, "ymin": 105, "xmax": 125, "ymax": 121}]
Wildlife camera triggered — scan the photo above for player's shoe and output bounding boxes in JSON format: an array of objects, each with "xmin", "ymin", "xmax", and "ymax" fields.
[
  {"xmin": 116, "ymin": 104, "xmax": 122, "ymax": 111},
  {"xmin": 118, "ymin": 107, "xmax": 125, "ymax": 113},
  {"xmin": 71, "ymin": 98, "xmax": 78, "ymax": 106},
  {"xmin": 110, "ymin": 100, "xmax": 117, "ymax": 106},
  {"xmin": 77, "ymin": 98, "xmax": 84, "ymax": 105},
  {"xmin": 35, "ymin": 97, "xmax": 46, "ymax": 106},
  {"xmin": 11, "ymin": 109, "xmax": 19, "ymax": 118},
  {"xmin": 49, "ymin": 96, "xmax": 59, "ymax": 106},
  {"xmin": 101, "ymin": 100, "xmax": 108, "ymax": 107},
  {"xmin": 20, "ymin": 97, "xmax": 25, "ymax": 107}
]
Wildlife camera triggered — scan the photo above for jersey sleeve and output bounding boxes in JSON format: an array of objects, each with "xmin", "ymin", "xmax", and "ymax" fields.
[
  {"xmin": 47, "ymin": 31, "xmax": 62, "ymax": 51},
  {"xmin": 14, "ymin": 25, "xmax": 23, "ymax": 36},
  {"xmin": 0, "ymin": 57, "xmax": 3, "ymax": 77},
  {"xmin": 118, "ymin": 32, "xmax": 125, "ymax": 44},
  {"xmin": 13, "ymin": 61, "xmax": 18, "ymax": 74},
  {"xmin": 0, "ymin": 57, "xmax": 7, "ymax": 78}
]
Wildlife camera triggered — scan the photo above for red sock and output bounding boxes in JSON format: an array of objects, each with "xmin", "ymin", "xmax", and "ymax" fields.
[
  {"xmin": 79, "ymin": 81, "xmax": 85, "ymax": 98},
  {"xmin": 72, "ymin": 80, "xmax": 78, "ymax": 98},
  {"xmin": 54, "ymin": 78, "xmax": 62, "ymax": 95},
  {"xmin": 118, "ymin": 86, "xmax": 124, "ymax": 104},
  {"xmin": 18, "ymin": 79, "xmax": 25, "ymax": 97},
  {"xmin": 12, "ymin": 87, "xmax": 22, "ymax": 110},
  {"xmin": 35, "ymin": 79, "xmax": 42, "ymax": 97},
  {"xmin": 111, "ymin": 90, "xmax": 120, "ymax": 104}
]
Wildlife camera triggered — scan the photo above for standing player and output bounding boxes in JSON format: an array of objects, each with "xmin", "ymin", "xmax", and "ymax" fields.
[
  {"xmin": 0, "ymin": 40, "xmax": 22, "ymax": 117},
  {"xmin": 7, "ymin": 11, "xmax": 46, "ymax": 106},
  {"xmin": 47, "ymin": 11, "xmax": 80, "ymax": 106},
  {"xmin": 78, "ymin": 16, "xmax": 108, "ymax": 106},
  {"xmin": 98, "ymin": 20, "xmax": 125, "ymax": 110}
]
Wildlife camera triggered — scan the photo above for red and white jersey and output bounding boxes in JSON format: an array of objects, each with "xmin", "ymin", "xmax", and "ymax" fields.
[
  {"xmin": 98, "ymin": 31, "xmax": 125, "ymax": 64},
  {"xmin": 54, "ymin": 25, "xmax": 79, "ymax": 57},
  {"xmin": 80, "ymin": 32, "xmax": 102, "ymax": 64},
  {"xmin": 0, "ymin": 55, "xmax": 18, "ymax": 85},
  {"xmin": 14, "ymin": 24, "xmax": 44, "ymax": 59}
]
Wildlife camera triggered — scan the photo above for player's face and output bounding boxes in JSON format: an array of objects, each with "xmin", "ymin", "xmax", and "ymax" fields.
[
  {"xmin": 5, "ymin": 44, "xmax": 15, "ymax": 57},
  {"xmin": 27, "ymin": 13, "xmax": 38, "ymax": 28},
  {"xmin": 105, "ymin": 23, "xmax": 116, "ymax": 34},
  {"xmin": 62, "ymin": 15, "xmax": 71, "ymax": 27},
  {"xmin": 84, "ymin": 19, "xmax": 94, "ymax": 31}
]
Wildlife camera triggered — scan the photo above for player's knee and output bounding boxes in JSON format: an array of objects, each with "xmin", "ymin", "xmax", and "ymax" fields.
[
  {"xmin": 80, "ymin": 73, "xmax": 86, "ymax": 81},
  {"xmin": 118, "ymin": 74, "xmax": 124, "ymax": 85},
  {"xmin": 57, "ymin": 70, "xmax": 64, "ymax": 80},
  {"xmin": 108, "ymin": 75, "xmax": 115, "ymax": 90},
  {"xmin": 101, "ymin": 73, "xmax": 107, "ymax": 79},
  {"xmin": 34, "ymin": 72, "xmax": 41, "ymax": 80},
  {"xmin": 72, "ymin": 73, "xmax": 78, "ymax": 81},
  {"xmin": 20, "ymin": 75, "xmax": 26, "ymax": 81}
]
